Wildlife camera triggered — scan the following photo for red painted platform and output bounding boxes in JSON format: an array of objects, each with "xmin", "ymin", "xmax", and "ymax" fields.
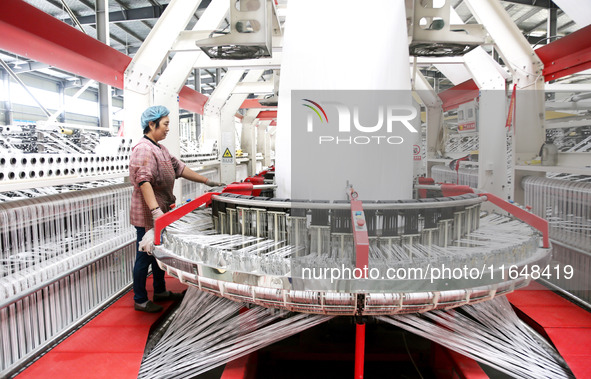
[
  {"xmin": 17, "ymin": 278, "xmax": 591, "ymax": 378},
  {"xmin": 17, "ymin": 275, "xmax": 187, "ymax": 379},
  {"xmin": 506, "ymin": 281, "xmax": 591, "ymax": 379}
]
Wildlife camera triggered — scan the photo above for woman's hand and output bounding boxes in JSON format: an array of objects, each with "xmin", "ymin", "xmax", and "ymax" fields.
[
  {"xmin": 205, "ymin": 179, "xmax": 227, "ymax": 187},
  {"xmin": 151, "ymin": 207, "xmax": 164, "ymax": 220},
  {"xmin": 139, "ymin": 229, "xmax": 155, "ymax": 254},
  {"xmin": 181, "ymin": 167, "xmax": 226, "ymax": 187}
]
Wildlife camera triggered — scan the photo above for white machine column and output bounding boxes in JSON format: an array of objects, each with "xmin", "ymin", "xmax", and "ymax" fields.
[
  {"xmin": 95, "ymin": 0, "xmax": 112, "ymax": 134},
  {"xmin": 219, "ymin": 103, "xmax": 238, "ymax": 184},
  {"xmin": 203, "ymin": 70, "xmax": 245, "ymax": 183},
  {"xmin": 410, "ymin": 98, "xmax": 423, "ymax": 179},
  {"xmin": 153, "ymin": 0, "xmax": 229, "ymax": 155},
  {"xmin": 413, "ymin": 70, "xmax": 443, "ymax": 177},
  {"xmin": 465, "ymin": 0, "xmax": 545, "ymax": 203},
  {"xmin": 219, "ymin": 69, "xmax": 264, "ymax": 183},
  {"xmin": 268, "ymin": 123, "xmax": 275, "ymax": 167},
  {"xmin": 123, "ymin": 0, "xmax": 203, "ymax": 145},
  {"xmin": 257, "ymin": 120, "xmax": 271, "ymax": 168},
  {"xmin": 153, "ymin": 83, "xmax": 181, "ymax": 161},
  {"xmin": 275, "ymin": 0, "xmax": 414, "ymax": 200},
  {"xmin": 151, "ymin": 0, "xmax": 228, "ymax": 192},
  {"xmin": 240, "ymin": 109, "xmax": 259, "ymax": 176},
  {"xmin": 463, "ymin": 48, "xmax": 508, "ymax": 199}
]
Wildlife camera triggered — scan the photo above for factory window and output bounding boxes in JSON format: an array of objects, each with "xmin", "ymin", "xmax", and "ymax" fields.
[
  {"xmin": 10, "ymin": 86, "xmax": 59, "ymax": 109},
  {"xmin": 9, "ymin": 85, "xmax": 98, "ymax": 118},
  {"xmin": 113, "ymin": 107, "xmax": 124, "ymax": 122}
]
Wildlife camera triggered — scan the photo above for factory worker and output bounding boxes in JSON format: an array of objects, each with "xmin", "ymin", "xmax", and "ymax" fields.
[{"xmin": 130, "ymin": 105, "xmax": 225, "ymax": 312}]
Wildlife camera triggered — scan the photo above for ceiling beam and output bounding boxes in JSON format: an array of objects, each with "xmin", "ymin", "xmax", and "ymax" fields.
[
  {"xmin": 463, "ymin": 3, "xmax": 515, "ymax": 24},
  {"xmin": 514, "ymin": 7, "xmax": 541, "ymax": 24},
  {"xmin": 558, "ymin": 20, "xmax": 576, "ymax": 32},
  {"xmin": 526, "ymin": 9, "xmax": 563, "ymax": 33},
  {"xmin": 0, "ymin": 0, "xmax": 209, "ymax": 114},
  {"xmin": 501, "ymin": 0, "xmax": 558, "ymax": 8},
  {"xmin": 44, "ymin": 0, "xmax": 128, "ymax": 46},
  {"xmin": 116, "ymin": 44, "xmax": 141, "ymax": 55},
  {"xmin": 61, "ymin": 5, "xmax": 168, "ymax": 25},
  {"xmin": 61, "ymin": 2, "xmax": 210, "ymax": 25},
  {"xmin": 200, "ymin": 76, "xmax": 215, "ymax": 84},
  {"xmin": 419, "ymin": 69, "xmax": 447, "ymax": 79},
  {"xmin": 71, "ymin": 0, "xmax": 145, "ymax": 43},
  {"xmin": 8, "ymin": 61, "xmax": 51, "ymax": 73},
  {"xmin": 527, "ymin": 34, "xmax": 550, "ymax": 45},
  {"xmin": 111, "ymin": 0, "xmax": 161, "ymax": 34},
  {"xmin": 112, "ymin": 22, "xmax": 144, "ymax": 43},
  {"xmin": 203, "ymin": 69, "xmax": 216, "ymax": 79}
]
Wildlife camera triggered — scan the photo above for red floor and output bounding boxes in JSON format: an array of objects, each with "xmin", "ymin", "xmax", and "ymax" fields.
[
  {"xmin": 18, "ymin": 275, "xmax": 187, "ymax": 379},
  {"xmin": 17, "ymin": 279, "xmax": 591, "ymax": 378},
  {"xmin": 506, "ymin": 281, "xmax": 591, "ymax": 378}
]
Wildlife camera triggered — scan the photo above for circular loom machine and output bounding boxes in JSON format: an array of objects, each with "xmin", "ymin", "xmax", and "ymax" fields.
[{"xmin": 152, "ymin": 171, "xmax": 551, "ymax": 317}]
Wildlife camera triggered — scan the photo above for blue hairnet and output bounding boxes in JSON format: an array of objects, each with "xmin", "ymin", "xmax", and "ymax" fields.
[{"xmin": 141, "ymin": 105, "xmax": 170, "ymax": 129}]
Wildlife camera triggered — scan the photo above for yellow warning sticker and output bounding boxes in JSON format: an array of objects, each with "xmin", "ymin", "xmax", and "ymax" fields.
[{"xmin": 222, "ymin": 148, "xmax": 233, "ymax": 158}]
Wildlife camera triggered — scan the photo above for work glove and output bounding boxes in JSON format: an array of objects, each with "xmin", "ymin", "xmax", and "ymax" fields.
[
  {"xmin": 205, "ymin": 179, "xmax": 227, "ymax": 187},
  {"xmin": 151, "ymin": 207, "xmax": 164, "ymax": 220},
  {"xmin": 139, "ymin": 229, "xmax": 155, "ymax": 254}
]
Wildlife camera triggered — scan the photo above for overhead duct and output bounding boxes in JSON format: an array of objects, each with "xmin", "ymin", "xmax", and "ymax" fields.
[
  {"xmin": 196, "ymin": 0, "xmax": 278, "ymax": 60},
  {"xmin": 406, "ymin": 0, "xmax": 487, "ymax": 57}
]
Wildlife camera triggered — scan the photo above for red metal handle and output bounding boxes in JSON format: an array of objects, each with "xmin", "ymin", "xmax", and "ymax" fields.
[
  {"xmin": 479, "ymin": 193, "xmax": 550, "ymax": 249},
  {"xmin": 154, "ymin": 192, "xmax": 216, "ymax": 245},
  {"xmin": 154, "ymin": 183, "xmax": 256, "ymax": 245}
]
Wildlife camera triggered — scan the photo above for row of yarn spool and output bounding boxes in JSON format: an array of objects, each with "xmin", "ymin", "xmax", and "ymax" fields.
[
  {"xmin": 0, "ymin": 152, "xmax": 130, "ymax": 181},
  {"xmin": 0, "ymin": 184, "xmax": 135, "ymax": 299},
  {"xmin": 160, "ymin": 207, "xmax": 539, "ymax": 282},
  {"xmin": 431, "ymin": 164, "xmax": 479, "ymax": 188},
  {"xmin": 0, "ymin": 143, "xmax": 222, "ymax": 184},
  {"xmin": 524, "ymin": 175, "xmax": 591, "ymax": 251},
  {"xmin": 0, "ymin": 137, "xmax": 133, "ymax": 182}
]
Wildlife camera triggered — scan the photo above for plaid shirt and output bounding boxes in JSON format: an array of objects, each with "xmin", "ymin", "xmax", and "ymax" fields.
[{"xmin": 129, "ymin": 136, "xmax": 186, "ymax": 229}]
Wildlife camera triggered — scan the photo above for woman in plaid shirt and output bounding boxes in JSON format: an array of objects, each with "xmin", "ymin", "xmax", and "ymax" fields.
[{"xmin": 130, "ymin": 105, "xmax": 224, "ymax": 312}]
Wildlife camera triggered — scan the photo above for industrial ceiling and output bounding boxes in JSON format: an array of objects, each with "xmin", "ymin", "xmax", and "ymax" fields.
[{"xmin": 0, "ymin": 0, "xmax": 586, "ymax": 99}]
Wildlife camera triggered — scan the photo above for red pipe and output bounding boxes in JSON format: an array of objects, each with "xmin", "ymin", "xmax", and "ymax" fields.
[
  {"xmin": 153, "ymin": 183, "xmax": 254, "ymax": 244},
  {"xmin": 479, "ymin": 193, "xmax": 550, "ymax": 249},
  {"xmin": 154, "ymin": 192, "xmax": 216, "ymax": 245},
  {"xmin": 350, "ymin": 190, "xmax": 369, "ymax": 379},
  {"xmin": 0, "ymin": 0, "xmax": 129, "ymax": 88},
  {"xmin": 355, "ymin": 324, "xmax": 366, "ymax": 379}
]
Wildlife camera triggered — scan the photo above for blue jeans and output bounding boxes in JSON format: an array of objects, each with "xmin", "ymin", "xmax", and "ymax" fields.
[{"xmin": 133, "ymin": 227, "xmax": 166, "ymax": 303}]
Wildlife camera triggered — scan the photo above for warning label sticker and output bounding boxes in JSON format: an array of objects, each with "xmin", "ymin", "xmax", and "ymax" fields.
[{"xmin": 222, "ymin": 147, "xmax": 234, "ymax": 164}]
